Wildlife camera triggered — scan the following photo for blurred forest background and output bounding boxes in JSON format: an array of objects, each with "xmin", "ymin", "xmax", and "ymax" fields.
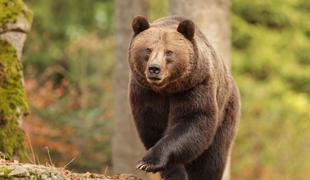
[{"xmin": 17, "ymin": 0, "xmax": 310, "ymax": 179}]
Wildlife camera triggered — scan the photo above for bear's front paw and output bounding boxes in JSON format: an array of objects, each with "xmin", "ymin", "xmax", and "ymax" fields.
[{"xmin": 136, "ymin": 150, "xmax": 168, "ymax": 173}]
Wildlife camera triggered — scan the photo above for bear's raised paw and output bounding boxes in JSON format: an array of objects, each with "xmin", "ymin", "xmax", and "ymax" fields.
[{"xmin": 136, "ymin": 159, "xmax": 166, "ymax": 173}]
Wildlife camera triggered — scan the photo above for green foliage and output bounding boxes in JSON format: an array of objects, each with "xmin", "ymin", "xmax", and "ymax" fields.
[
  {"xmin": 233, "ymin": 0, "xmax": 294, "ymax": 29},
  {"xmin": 24, "ymin": 0, "xmax": 113, "ymax": 74},
  {"xmin": 0, "ymin": 0, "xmax": 33, "ymax": 31},
  {"xmin": 149, "ymin": 0, "xmax": 169, "ymax": 21},
  {"xmin": 0, "ymin": 40, "xmax": 29, "ymax": 159},
  {"xmin": 232, "ymin": 0, "xmax": 310, "ymax": 179}
]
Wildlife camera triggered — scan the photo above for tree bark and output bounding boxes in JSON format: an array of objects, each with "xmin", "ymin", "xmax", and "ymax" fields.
[
  {"xmin": 112, "ymin": 0, "xmax": 149, "ymax": 179},
  {"xmin": 169, "ymin": 0, "xmax": 232, "ymax": 179},
  {"xmin": 0, "ymin": 0, "xmax": 32, "ymax": 159}
]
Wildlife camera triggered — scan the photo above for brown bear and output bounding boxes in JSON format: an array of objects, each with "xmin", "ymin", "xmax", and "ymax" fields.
[{"xmin": 128, "ymin": 16, "xmax": 240, "ymax": 180}]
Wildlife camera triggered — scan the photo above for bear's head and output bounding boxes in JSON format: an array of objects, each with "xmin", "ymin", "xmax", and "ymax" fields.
[{"xmin": 129, "ymin": 16, "xmax": 207, "ymax": 93}]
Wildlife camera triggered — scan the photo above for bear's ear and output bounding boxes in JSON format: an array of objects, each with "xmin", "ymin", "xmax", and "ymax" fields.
[
  {"xmin": 177, "ymin": 19, "xmax": 195, "ymax": 40},
  {"xmin": 132, "ymin": 16, "xmax": 150, "ymax": 35}
]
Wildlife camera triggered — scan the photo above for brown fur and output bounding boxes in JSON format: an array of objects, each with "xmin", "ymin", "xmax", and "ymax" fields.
[{"xmin": 128, "ymin": 16, "xmax": 240, "ymax": 180}]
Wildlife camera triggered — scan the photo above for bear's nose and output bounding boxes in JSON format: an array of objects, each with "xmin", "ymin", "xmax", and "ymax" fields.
[{"xmin": 148, "ymin": 64, "xmax": 161, "ymax": 74}]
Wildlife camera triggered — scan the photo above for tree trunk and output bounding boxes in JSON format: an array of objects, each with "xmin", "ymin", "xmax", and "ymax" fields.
[
  {"xmin": 112, "ymin": 0, "xmax": 149, "ymax": 179},
  {"xmin": 169, "ymin": 0, "xmax": 232, "ymax": 179},
  {"xmin": 0, "ymin": 0, "xmax": 32, "ymax": 159}
]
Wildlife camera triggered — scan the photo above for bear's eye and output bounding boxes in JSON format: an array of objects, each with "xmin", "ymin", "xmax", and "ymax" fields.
[
  {"xmin": 144, "ymin": 48, "xmax": 152, "ymax": 55},
  {"xmin": 166, "ymin": 58, "xmax": 174, "ymax": 64},
  {"xmin": 165, "ymin": 50, "xmax": 174, "ymax": 56}
]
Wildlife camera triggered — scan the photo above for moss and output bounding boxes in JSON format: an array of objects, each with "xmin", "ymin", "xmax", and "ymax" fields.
[
  {"xmin": 0, "ymin": 166, "xmax": 11, "ymax": 177},
  {"xmin": 0, "ymin": 167, "xmax": 43, "ymax": 179},
  {"xmin": 0, "ymin": 39, "xmax": 29, "ymax": 159},
  {"xmin": 0, "ymin": 0, "xmax": 33, "ymax": 32}
]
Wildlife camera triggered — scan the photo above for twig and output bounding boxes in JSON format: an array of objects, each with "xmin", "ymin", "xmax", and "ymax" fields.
[
  {"xmin": 25, "ymin": 132, "xmax": 36, "ymax": 164},
  {"xmin": 63, "ymin": 156, "xmax": 77, "ymax": 170},
  {"xmin": 45, "ymin": 146, "xmax": 54, "ymax": 167}
]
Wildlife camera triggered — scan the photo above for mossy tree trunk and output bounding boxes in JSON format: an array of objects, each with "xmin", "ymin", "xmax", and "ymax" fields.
[{"xmin": 0, "ymin": 0, "xmax": 32, "ymax": 159}]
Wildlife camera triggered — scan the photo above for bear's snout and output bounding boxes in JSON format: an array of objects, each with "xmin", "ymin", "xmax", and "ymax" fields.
[
  {"xmin": 147, "ymin": 64, "xmax": 163, "ymax": 82},
  {"xmin": 148, "ymin": 64, "xmax": 161, "ymax": 75}
]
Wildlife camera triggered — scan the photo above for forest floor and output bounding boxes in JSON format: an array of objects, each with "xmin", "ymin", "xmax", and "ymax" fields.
[{"xmin": 0, "ymin": 155, "xmax": 142, "ymax": 180}]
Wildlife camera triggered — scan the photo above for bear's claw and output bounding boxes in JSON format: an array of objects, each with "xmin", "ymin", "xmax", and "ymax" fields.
[
  {"xmin": 136, "ymin": 162, "xmax": 147, "ymax": 170},
  {"xmin": 136, "ymin": 161, "xmax": 162, "ymax": 173}
]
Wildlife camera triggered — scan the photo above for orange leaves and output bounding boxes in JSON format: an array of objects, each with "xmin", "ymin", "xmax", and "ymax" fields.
[{"xmin": 23, "ymin": 77, "xmax": 112, "ymax": 171}]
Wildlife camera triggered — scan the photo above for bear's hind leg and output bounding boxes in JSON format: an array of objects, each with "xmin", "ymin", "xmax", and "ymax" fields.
[
  {"xmin": 161, "ymin": 164, "xmax": 188, "ymax": 180},
  {"xmin": 186, "ymin": 145, "xmax": 227, "ymax": 180},
  {"xmin": 186, "ymin": 93, "xmax": 240, "ymax": 180}
]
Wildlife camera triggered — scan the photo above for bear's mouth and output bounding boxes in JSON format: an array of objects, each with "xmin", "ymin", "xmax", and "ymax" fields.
[
  {"xmin": 147, "ymin": 76, "xmax": 166, "ymax": 87},
  {"xmin": 146, "ymin": 71, "xmax": 169, "ymax": 88},
  {"xmin": 148, "ymin": 77, "xmax": 161, "ymax": 81}
]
